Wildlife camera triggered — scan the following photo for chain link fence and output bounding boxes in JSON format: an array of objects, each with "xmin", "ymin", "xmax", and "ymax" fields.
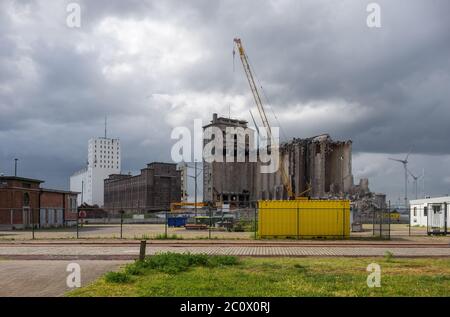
[{"xmin": 1, "ymin": 204, "xmax": 448, "ymax": 240}]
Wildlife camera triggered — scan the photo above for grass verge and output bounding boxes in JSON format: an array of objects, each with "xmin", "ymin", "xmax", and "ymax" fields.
[{"xmin": 68, "ymin": 254, "xmax": 450, "ymax": 297}]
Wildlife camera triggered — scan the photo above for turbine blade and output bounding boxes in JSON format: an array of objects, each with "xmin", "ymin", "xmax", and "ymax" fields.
[
  {"xmin": 405, "ymin": 148, "xmax": 412, "ymax": 162},
  {"xmin": 406, "ymin": 167, "xmax": 416, "ymax": 179}
]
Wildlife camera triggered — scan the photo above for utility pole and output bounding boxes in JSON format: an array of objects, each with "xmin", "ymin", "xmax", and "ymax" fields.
[
  {"xmin": 404, "ymin": 165, "xmax": 408, "ymax": 209},
  {"xmin": 14, "ymin": 158, "xmax": 18, "ymax": 177},
  {"xmin": 194, "ymin": 160, "xmax": 198, "ymax": 217},
  {"xmin": 81, "ymin": 180, "xmax": 84, "ymax": 204}
]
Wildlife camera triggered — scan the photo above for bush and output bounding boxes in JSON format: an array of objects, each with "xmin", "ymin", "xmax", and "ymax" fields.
[
  {"xmin": 106, "ymin": 253, "xmax": 241, "ymax": 278},
  {"xmin": 232, "ymin": 220, "xmax": 255, "ymax": 232},
  {"xmin": 384, "ymin": 251, "xmax": 394, "ymax": 262},
  {"xmin": 136, "ymin": 253, "xmax": 240, "ymax": 274},
  {"xmin": 155, "ymin": 234, "xmax": 183, "ymax": 240},
  {"xmin": 125, "ymin": 261, "xmax": 148, "ymax": 276},
  {"xmin": 104, "ymin": 272, "xmax": 131, "ymax": 283}
]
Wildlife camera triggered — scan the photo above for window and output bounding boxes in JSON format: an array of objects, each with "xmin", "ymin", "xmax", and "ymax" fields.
[
  {"xmin": 423, "ymin": 206, "xmax": 428, "ymax": 217},
  {"xmin": 413, "ymin": 207, "xmax": 417, "ymax": 217},
  {"xmin": 432, "ymin": 205, "xmax": 441, "ymax": 214},
  {"xmin": 23, "ymin": 193, "xmax": 30, "ymax": 206}
]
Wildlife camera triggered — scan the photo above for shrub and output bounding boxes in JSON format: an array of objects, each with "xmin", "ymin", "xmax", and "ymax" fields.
[
  {"xmin": 155, "ymin": 234, "xmax": 183, "ymax": 240},
  {"xmin": 104, "ymin": 272, "xmax": 131, "ymax": 283},
  {"xmin": 232, "ymin": 220, "xmax": 255, "ymax": 232},
  {"xmin": 125, "ymin": 261, "xmax": 148, "ymax": 276},
  {"xmin": 140, "ymin": 253, "xmax": 239, "ymax": 274},
  {"xmin": 384, "ymin": 251, "xmax": 394, "ymax": 262}
]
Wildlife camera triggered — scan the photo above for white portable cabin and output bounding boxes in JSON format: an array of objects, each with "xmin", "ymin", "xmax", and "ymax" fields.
[{"xmin": 410, "ymin": 196, "xmax": 450, "ymax": 231}]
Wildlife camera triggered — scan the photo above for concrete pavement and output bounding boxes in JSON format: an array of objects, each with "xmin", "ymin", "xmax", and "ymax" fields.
[
  {"xmin": 0, "ymin": 260, "xmax": 127, "ymax": 297},
  {"xmin": 0, "ymin": 244, "xmax": 449, "ymax": 259}
]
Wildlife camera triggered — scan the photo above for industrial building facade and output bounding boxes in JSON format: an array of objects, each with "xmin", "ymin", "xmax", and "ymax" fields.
[
  {"xmin": 0, "ymin": 176, "xmax": 78, "ymax": 229},
  {"xmin": 104, "ymin": 162, "xmax": 181, "ymax": 212},
  {"xmin": 202, "ymin": 114, "xmax": 354, "ymax": 206},
  {"xmin": 70, "ymin": 137, "xmax": 122, "ymax": 206},
  {"xmin": 203, "ymin": 114, "xmax": 256, "ymax": 206},
  {"xmin": 258, "ymin": 134, "xmax": 353, "ymax": 200}
]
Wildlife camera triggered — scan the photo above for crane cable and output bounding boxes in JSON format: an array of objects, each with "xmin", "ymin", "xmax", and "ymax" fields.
[{"xmin": 243, "ymin": 49, "xmax": 289, "ymax": 143}]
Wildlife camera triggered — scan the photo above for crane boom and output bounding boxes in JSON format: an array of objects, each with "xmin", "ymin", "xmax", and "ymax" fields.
[{"xmin": 234, "ymin": 38, "xmax": 294, "ymax": 199}]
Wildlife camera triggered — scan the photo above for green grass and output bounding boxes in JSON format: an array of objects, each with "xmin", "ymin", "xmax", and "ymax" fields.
[
  {"xmin": 68, "ymin": 254, "xmax": 450, "ymax": 297},
  {"xmin": 154, "ymin": 234, "xmax": 184, "ymax": 240}
]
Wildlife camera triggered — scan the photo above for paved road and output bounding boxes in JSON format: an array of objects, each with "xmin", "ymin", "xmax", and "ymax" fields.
[
  {"xmin": 0, "ymin": 260, "xmax": 126, "ymax": 297},
  {"xmin": 0, "ymin": 244, "xmax": 449, "ymax": 259}
]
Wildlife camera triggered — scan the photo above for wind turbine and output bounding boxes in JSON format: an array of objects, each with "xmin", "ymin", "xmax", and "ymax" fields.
[
  {"xmin": 407, "ymin": 168, "xmax": 424, "ymax": 200},
  {"xmin": 389, "ymin": 150, "xmax": 411, "ymax": 209}
]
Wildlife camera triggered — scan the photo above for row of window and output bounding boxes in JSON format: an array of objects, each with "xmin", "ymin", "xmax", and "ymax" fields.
[
  {"xmin": 95, "ymin": 145, "xmax": 119, "ymax": 150},
  {"xmin": 95, "ymin": 155, "xmax": 119, "ymax": 159},
  {"xmin": 94, "ymin": 165, "xmax": 119, "ymax": 169},
  {"xmin": 92, "ymin": 150, "xmax": 120, "ymax": 154},
  {"xmin": 412, "ymin": 205, "xmax": 444, "ymax": 217}
]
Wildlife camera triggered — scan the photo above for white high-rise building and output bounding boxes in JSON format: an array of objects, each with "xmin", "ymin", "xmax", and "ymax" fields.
[{"xmin": 70, "ymin": 137, "xmax": 121, "ymax": 206}]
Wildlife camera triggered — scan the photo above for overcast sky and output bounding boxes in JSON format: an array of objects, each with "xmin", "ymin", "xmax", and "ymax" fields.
[{"xmin": 1, "ymin": 0, "xmax": 449, "ymax": 205}]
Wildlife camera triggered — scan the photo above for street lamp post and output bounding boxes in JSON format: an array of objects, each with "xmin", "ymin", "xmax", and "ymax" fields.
[{"xmin": 14, "ymin": 158, "xmax": 18, "ymax": 177}]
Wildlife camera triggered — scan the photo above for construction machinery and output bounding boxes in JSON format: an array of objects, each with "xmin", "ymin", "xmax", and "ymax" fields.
[
  {"xmin": 170, "ymin": 202, "xmax": 207, "ymax": 213},
  {"xmin": 234, "ymin": 38, "xmax": 302, "ymax": 199}
]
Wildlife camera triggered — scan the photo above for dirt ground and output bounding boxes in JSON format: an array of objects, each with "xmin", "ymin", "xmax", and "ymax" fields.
[
  {"xmin": 0, "ymin": 223, "xmax": 448, "ymax": 243},
  {"xmin": 0, "ymin": 224, "xmax": 254, "ymax": 240}
]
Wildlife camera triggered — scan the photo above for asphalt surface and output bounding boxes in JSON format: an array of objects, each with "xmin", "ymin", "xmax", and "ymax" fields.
[{"xmin": 0, "ymin": 260, "xmax": 127, "ymax": 297}]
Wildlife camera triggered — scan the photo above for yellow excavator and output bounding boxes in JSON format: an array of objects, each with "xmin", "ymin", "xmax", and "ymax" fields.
[{"xmin": 233, "ymin": 38, "xmax": 311, "ymax": 200}]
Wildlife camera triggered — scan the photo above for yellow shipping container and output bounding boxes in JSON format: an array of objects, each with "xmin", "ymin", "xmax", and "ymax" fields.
[{"xmin": 258, "ymin": 200, "xmax": 350, "ymax": 239}]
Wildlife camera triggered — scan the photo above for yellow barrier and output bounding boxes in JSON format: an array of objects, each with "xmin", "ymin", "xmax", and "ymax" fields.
[{"xmin": 258, "ymin": 200, "xmax": 350, "ymax": 239}]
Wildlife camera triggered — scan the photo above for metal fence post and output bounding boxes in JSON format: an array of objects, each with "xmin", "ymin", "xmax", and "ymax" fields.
[
  {"xmin": 254, "ymin": 205, "xmax": 257, "ymax": 240},
  {"xmin": 388, "ymin": 202, "xmax": 391, "ymax": 240},
  {"xmin": 408, "ymin": 205, "xmax": 411, "ymax": 236},
  {"xmin": 372, "ymin": 209, "xmax": 375, "ymax": 237},
  {"xmin": 445, "ymin": 203, "xmax": 448, "ymax": 236},
  {"xmin": 120, "ymin": 210, "xmax": 124, "ymax": 239},
  {"xmin": 297, "ymin": 207, "xmax": 300, "ymax": 240},
  {"xmin": 31, "ymin": 208, "xmax": 35, "ymax": 240},
  {"xmin": 342, "ymin": 207, "xmax": 345, "ymax": 239},
  {"xmin": 209, "ymin": 207, "xmax": 212, "ymax": 240},
  {"xmin": 165, "ymin": 209, "xmax": 168, "ymax": 238},
  {"xmin": 76, "ymin": 208, "xmax": 79, "ymax": 239}
]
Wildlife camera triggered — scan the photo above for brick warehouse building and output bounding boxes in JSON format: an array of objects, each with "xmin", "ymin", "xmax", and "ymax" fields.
[
  {"xmin": 0, "ymin": 176, "xmax": 78, "ymax": 229},
  {"xmin": 104, "ymin": 162, "xmax": 181, "ymax": 212}
]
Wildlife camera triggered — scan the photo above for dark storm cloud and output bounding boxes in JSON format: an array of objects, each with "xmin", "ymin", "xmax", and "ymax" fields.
[{"xmin": 0, "ymin": 0, "xmax": 449, "ymax": 200}]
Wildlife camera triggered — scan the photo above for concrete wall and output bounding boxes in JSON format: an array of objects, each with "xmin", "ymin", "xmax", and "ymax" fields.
[
  {"xmin": 203, "ymin": 114, "xmax": 256, "ymax": 206},
  {"xmin": 255, "ymin": 135, "xmax": 353, "ymax": 200}
]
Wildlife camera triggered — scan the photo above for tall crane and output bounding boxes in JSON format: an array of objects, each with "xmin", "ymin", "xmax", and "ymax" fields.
[{"xmin": 233, "ymin": 38, "xmax": 295, "ymax": 199}]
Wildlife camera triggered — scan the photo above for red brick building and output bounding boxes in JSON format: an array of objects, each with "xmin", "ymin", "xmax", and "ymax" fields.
[{"xmin": 0, "ymin": 176, "xmax": 78, "ymax": 229}]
